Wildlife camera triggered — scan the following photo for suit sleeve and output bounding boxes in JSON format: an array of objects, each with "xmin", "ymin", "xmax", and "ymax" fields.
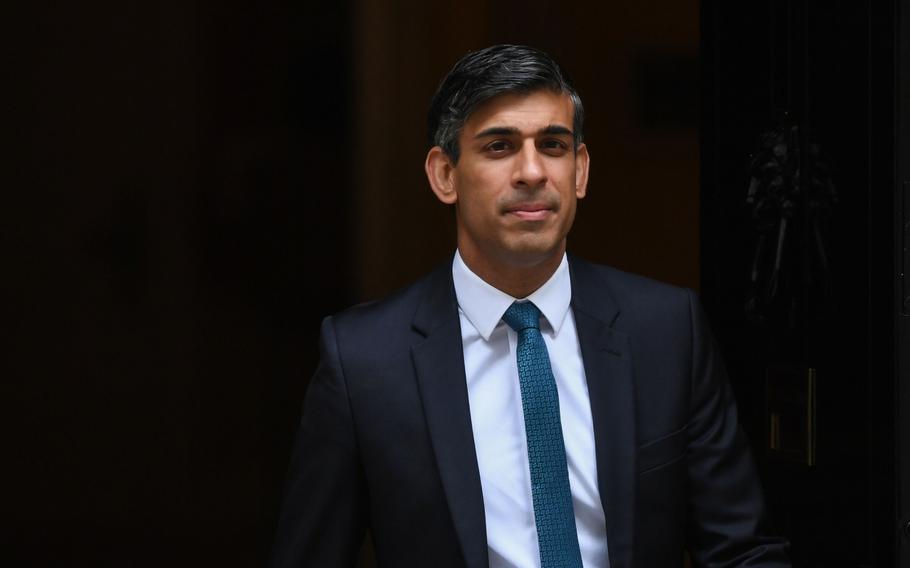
[
  {"xmin": 683, "ymin": 289, "xmax": 791, "ymax": 567},
  {"xmin": 269, "ymin": 316, "xmax": 368, "ymax": 568}
]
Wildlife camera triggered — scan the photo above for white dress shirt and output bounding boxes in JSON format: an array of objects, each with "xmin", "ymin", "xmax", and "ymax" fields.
[{"xmin": 452, "ymin": 251, "xmax": 610, "ymax": 568}]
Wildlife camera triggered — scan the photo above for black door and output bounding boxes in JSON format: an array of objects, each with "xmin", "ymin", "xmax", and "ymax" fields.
[{"xmin": 701, "ymin": 1, "xmax": 906, "ymax": 565}]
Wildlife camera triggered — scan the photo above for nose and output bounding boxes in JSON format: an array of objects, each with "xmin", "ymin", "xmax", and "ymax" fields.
[{"xmin": 512, "ymin": 141, "xmax": 547, "ymax": 189}]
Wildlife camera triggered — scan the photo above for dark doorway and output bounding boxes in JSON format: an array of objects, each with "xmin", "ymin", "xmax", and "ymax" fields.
[{"xmin": 701, "ymin": 1, "xmax": 905, "ymax": 566}]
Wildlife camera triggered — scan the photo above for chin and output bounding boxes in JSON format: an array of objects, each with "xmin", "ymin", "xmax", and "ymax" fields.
[{"xmin": 501, "ymin": 239, "xmax": 564, "ymax": 267}]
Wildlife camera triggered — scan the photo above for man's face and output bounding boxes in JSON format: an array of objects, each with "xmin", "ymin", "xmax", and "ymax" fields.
[{"xmin": 430, "ymin": 90, "xmax": 589, "ymax": 275}]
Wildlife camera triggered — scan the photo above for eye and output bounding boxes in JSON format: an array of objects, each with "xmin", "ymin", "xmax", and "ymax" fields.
[
  {"xmin": 540, "ymin": 138, "xmax": 570, "ymax": 155},
  {"xmin": 484, "ymin": 140, "xmax": 512, "ymax": 153}
]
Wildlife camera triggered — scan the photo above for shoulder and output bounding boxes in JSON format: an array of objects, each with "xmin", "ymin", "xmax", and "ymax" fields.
[
  {"xmin": 314, "ymin": 259, "xmax": 456, "ymax": 385},
  {"xmin": 325, "ymin": 258, "xmax": 455, "ymax": 340},
  {"xmin": 574, "ymin": 257, "xmax": 688, "ymax": 294},
  {"xmin": 567, "ymin": 255, "xmax": 705, "ymax": 349},
  {"xmin": 569, "ymin": 254, "xmax": 696, "ymax": 317}
]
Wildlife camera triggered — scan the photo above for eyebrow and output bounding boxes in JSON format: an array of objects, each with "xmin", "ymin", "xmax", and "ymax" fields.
[{"xmin": 473, "ymin": 124, "xmax": 575, "ymax": 139}]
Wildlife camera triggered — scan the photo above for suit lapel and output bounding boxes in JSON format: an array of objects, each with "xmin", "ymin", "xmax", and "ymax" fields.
[
  {"xmin": 408, "ymin": 256, "xmax": 638, "ymax": 568},
  {"xmin": 411, "ymin": 263, "xmax": 488, "ymax": 568},
  {"xmin": 570, "ymin": 256, "xmax": 637, "ymax": 568}
]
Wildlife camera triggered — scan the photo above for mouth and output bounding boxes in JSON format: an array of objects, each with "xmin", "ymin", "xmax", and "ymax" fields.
[{"xmin": 504, "ymin": 203, "xmax": 554, "ymax": 221}]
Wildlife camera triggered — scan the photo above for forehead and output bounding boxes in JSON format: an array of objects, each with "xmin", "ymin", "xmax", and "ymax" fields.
[{"xmin": 462, "ymin": 90, "xmax": 575, "ymax": 134}]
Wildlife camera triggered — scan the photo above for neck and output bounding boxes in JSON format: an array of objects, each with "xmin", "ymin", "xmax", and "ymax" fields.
[{"xmin": 459, "ymin": 247, "xmax": 565, "ymax": 299}]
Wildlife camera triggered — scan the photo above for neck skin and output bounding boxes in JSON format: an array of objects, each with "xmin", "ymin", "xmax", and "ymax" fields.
[{"xmin": 458, "ymin": 242, "xmax": 566, "ymax": 299}]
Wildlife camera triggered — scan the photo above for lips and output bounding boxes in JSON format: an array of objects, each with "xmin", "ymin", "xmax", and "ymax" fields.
[{"xmin": 504, "ymin": 202, "xmax": 554, "ymax": 221}]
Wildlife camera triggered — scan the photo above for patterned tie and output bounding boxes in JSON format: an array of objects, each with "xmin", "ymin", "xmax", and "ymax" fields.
[{"xmin": 502, "ymin": 301, "xmax": 583, "ymax": 568}]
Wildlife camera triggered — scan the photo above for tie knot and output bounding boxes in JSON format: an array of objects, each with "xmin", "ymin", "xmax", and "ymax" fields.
[{"xmin": 502, "ymin": 301, "xmax": 542, "ymax": 332}]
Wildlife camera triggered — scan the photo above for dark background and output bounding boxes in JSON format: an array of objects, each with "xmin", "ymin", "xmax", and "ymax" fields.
[
  {"xmin": 5, "ymin": 1, "xmax": 905, "ymax": 566},
  {"xmin": 7, "ymin": 1, "xmax": 354, "ymax": 564},
  {"xmin": 701, "ymin": 1, "xmax": 901, "ymax": 566}
]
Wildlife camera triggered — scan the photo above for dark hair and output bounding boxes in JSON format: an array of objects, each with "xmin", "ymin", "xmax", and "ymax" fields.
[{"xmin": 427, "ymin": 44, "xmax": 585, "ymax": 163}]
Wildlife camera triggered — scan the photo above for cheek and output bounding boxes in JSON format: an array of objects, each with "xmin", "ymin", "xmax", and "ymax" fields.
[
  {"xmin": 456, "ymin": 195, "xmax": 497, "ymax": 233},
  {"xmin": 458, "ymin": 165, "xmax": 496, "ymax": 189},
  {"xmin": 455, "ymin": 170, "xmax": 503, "ymax": 210},
  {"xmin": 555, "ymin": 162, "xmax": 578, "ymax": 187},
  {"xmin": 561, "ymin": 200, "xmax": 577, "ymax": 228}
]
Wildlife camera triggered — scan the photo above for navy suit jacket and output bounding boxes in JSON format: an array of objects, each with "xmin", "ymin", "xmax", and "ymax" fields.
[{"xmin": 270, "ymin": 255, "xmax": 790, "ymax": 567}]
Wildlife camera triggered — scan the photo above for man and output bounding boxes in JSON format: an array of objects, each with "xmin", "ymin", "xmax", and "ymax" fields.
[{"xmin": 270, "ymin": 44, "xmax": 790, "ymax": 567}]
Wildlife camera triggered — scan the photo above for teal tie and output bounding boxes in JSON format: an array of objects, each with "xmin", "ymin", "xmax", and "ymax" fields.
[{"xmin": 502, "ymin": 301, "xmax": 584, "ymax": 568}]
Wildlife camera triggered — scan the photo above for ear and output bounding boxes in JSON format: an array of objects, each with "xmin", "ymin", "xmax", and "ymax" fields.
[
  {"xmin": 425, "ymin": 146, "xmax": 458, "ymax": 204},
  {"xmin": 574, "ymin": 143, "xmax": 590, "ymax": 199}
]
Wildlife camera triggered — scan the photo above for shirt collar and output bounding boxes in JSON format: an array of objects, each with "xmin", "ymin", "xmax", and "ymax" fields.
[{"xmin": 452, "ymin": 250, "xmax": 572, "ymax": 341}]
